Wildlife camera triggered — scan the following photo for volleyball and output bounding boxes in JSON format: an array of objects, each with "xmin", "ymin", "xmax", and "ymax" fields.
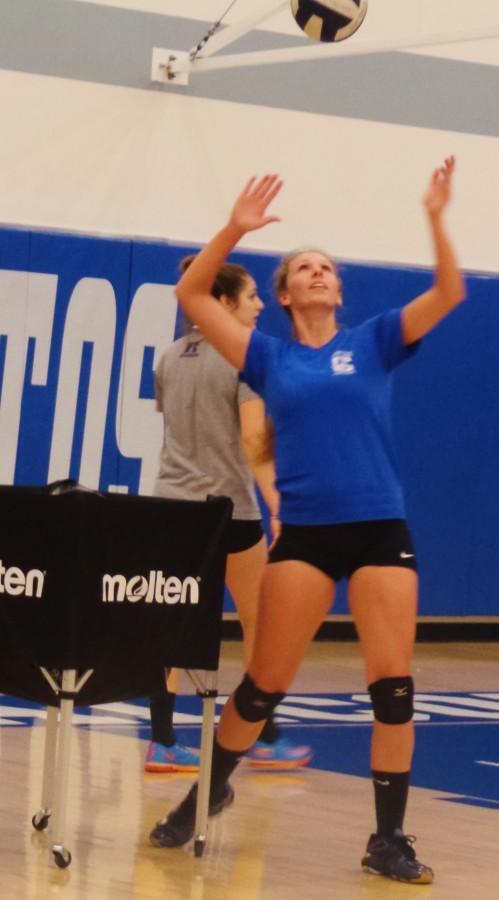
[{"xmin": 290, "ymin": 0, "xmax": 368, "ymax": 43}]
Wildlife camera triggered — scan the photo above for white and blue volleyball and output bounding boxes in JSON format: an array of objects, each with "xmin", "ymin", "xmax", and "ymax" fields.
[{"xmin": 290, "ymin": 0, "xmax": 368, "ymax": 43}]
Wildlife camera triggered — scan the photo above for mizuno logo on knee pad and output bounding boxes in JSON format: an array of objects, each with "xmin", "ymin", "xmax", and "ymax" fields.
[
  {"xmin": 368, "ymin": 676, "xmax": 414, "ymax": 724},
  {"xmin": 234, "ymin": 674, "xmax": 285, "ymax": 723}
]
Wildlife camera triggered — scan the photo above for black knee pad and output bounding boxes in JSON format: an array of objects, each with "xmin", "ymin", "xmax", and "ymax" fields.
[
  {"xmin": 368, "ymin": 676, "xmax": 414, "ymax": 724},
  {"xmin": 233, "ymin": 674, "xmax": 285, "ymax": 723}
]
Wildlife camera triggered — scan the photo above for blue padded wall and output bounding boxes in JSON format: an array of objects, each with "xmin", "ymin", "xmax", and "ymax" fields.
[{"xmin": 1, "ymin": 226, "xmax": 498, "ymax": 616}]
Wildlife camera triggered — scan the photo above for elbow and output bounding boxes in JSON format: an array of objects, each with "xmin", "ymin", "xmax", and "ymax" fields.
[
  {"xmin": 458, "ymin": 274, "xmax": 467, "ymax": 304},
  {"xmin": 175, "ymin": 283, "xmax": 195, "ymax": 320},
  {"xmin": 241, "ymin": 436, "xmax": 259, "ymax": 465},
  {"xmin": 451, "ymin": 274, "xmax": 467, "ymax": 307},
  {"xmin": 437, "ymin": 273, "xmax": 467, "ymax": 311},
  {"xmin": 242, "ymin": 435, "xmax": 269, "ymax": 467},
  {"xmin": 175, "ymin": 283, "xmax": 186, "ymax": 306}
]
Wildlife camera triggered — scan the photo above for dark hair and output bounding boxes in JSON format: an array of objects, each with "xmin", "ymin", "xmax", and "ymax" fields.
[{"xmin": 180, "ymin": 255, "xmax": 250, "ymax": 304}]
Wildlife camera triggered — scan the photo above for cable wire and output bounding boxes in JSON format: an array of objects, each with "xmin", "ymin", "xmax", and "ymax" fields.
[{"xmin": 189, "ymin": 0, "xmax": 240, "ymax": 61}]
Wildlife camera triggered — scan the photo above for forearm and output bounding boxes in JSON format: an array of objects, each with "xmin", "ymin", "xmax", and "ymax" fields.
[
  {"xmin": 250, "ymin": 459, "xmax": 280, "ymax": 520},
  {"xmin": 428, "ymin": 212, "xmax": 466, "ymax": 310},
  {"xmin": 176, "ymin": 223, "xmax": 243, "ymax": 311},
  {"xmin": 240, "ymin": 400, "xmax": 279, "ymax": 519},
  {"xmin": 173, "ymin": 223, "xmax": 252, "ymax": 371}
]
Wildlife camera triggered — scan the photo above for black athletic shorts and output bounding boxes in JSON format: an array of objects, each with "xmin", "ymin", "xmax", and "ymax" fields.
[
  {"xmin": 268, "ymin": 518, "xmax": 417, "ymax": 582},
  {"xmin": 226, "ymin": 519, "xmax": 264, "ymax": 554}
]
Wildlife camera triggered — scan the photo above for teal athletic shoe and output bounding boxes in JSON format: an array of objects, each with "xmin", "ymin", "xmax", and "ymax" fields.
[
  {"xmin": 246, "ymin": 737, "xmax": 313, "ymax": 769},
  {"xmin": 361, "ymin": 832, "xmax": 434, "ymax": 884},
  {"xmin": 145, "ymin": 741, "xmax": 200, "ymax": 773}
]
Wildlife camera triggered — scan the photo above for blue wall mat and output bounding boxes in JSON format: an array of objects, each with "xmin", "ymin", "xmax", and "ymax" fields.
[{"xmin": 1, "ymin": 225, "xmax": 498, "ymax": 615}]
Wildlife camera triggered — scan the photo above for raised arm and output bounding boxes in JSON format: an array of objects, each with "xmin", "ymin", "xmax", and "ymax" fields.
[
  {"xmin": 175, "ymin": 175, "xmax": 283, "ymax": 370},
  {"xmin": 401, "ymin": 156, "xmax": 466, "ymax": 346}
]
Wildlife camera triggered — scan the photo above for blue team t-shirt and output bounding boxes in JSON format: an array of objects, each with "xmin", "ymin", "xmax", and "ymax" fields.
[{"xmin": 242, "ymin": 308, "xmax": 418, "ymax": 525}]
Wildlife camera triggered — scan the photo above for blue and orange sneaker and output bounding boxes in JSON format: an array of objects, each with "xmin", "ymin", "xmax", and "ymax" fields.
[
  {"xmin": 145, "ymin": 741, "xmax": 200, "ymax": 773},
  {"xmin": 246, "ymin": 737, "xmax": 313, "ymax": 770}
]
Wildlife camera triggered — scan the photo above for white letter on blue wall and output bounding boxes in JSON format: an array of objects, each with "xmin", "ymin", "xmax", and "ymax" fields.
[
  {"xmin": 116, "ymin": 284, "xmax": 177, "ymax": 495},
  {"xmin": 0, "ymin": 270, "xmax": 57, "ymax": 482},
  {"xmin": 48, "ymin": 277, "xmax": 116, "ymax": 487}
]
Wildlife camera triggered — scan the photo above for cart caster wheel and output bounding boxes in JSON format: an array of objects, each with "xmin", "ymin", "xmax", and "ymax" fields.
[
  {"xmin": 194, "ymin": 839, "xmax": 205, "ymax": 858},
  {"xmin": 53, "ymin": 848, "xmax": 72, "ymax": 869},
  {"xmin": 32, "ymin": 812, "xmax": 50, "ymax": 831}
]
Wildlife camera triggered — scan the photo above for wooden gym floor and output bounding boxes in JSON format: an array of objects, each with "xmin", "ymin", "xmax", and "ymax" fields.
[{"xmin": 1, "ymin": 640, "xmax": 498, "ymax": 900}]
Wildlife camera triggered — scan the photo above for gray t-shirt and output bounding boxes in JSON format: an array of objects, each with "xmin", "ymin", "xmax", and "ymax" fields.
[{"xmin": 154, "ymin": 329, "xmax": 261, "ymax": 520}]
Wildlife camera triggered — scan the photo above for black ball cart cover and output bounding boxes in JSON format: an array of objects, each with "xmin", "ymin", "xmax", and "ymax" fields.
[{"xmin": 0, "ymin": 483, "xmax": 232, "ymax": 706}]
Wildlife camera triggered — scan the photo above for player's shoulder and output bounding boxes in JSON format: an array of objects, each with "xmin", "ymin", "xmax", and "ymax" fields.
[
  {"xmin": 250, "ymin": 327, "xmax": 288, "ymax": 356},
  {"xmin": 163, "ymin": 332, "xmax": 205, "ymax": 361},
  {"xmin": 343, "ymin": 309, "xmax": 401, "ymax": 343}
]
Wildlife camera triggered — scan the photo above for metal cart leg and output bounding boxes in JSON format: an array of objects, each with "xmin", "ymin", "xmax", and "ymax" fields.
[
  {"xmin": 32, "ymin": 704, "xmax": 59, "ymax": 832},
  {"xmin": 50, "ymin": 670, "xmax": 76, "ymax": 869}
]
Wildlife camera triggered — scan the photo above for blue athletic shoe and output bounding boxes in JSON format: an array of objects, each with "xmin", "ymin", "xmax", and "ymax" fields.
[
  {"xmin": 145, "ymin": 741, "xmax": 200, "ymax": 773},
  {"xmin": 246, "ymin": 737, "xmax": 313, "ymax": 769}
]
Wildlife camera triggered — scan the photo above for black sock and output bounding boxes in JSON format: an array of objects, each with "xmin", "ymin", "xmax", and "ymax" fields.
[
  {"xmin": 372, "ymin": 770, "xmax": 410, "ymax": 837},
  {"xmin": 150, "ymin": 689, "xmax": 176, "ymax": 747},
  {"xmin": 259, "ymin": 712, "xmax": 280, "ymax": 744},
  {"xmin": 164, "ymin": 738, "xmax": 243, "ymax": 832},
  {"xmin": 209, "ymin": 737, "xmax": 245, "ymax": 804}
]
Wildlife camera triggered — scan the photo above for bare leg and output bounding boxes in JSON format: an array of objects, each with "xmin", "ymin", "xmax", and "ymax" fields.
[
  {"xmin": 227, "ymin": 540, "xmax": 314, "ymax": 761},
  {"xmin": 225, "ymin": 536, "xmax": 267, "ymax": 667},
  {"xmin": 166, "ymin": 668, "xmax": 179, "ymax": 693},
  {"xmin": 150, "ymin": 561, "xmax": 335, "ymax": 848},
  {"xmin": 349, "ymin": 566, "xmax": 417, "ymax": 772},
  {"xmin": 154, "ymin": 533, "xmax": 329, "ymax": 763},
  {"xmin": 351, "ymin": 567, "xmax": 433, "ymax": 882},
  {"xmin": 218, "ymin": 560, "xmax": 335, "ymax": 750}
]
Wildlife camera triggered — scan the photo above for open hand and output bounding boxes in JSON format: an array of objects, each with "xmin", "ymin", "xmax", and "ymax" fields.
[
  {"xmin": 229, "ymin": 174, "xmax": 283, "ymax": 235},
  {"xmin": 423, "ymin": 156, "xmax": 455, "ymax": 216}
]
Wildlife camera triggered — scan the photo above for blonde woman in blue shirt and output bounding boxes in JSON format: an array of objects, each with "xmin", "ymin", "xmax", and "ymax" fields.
[{"xmin": 151, "ymin": 160, "xmax": 464, "ymax": 885}]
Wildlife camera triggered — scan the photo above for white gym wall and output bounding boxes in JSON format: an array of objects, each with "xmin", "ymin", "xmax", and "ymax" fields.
[{"xmin": 0, "ymin": 0, "xmax": 497, "ymax": 270}]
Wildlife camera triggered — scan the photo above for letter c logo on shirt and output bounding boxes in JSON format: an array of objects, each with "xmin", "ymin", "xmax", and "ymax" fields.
[{"xmin": 331, "ymin": 351, "xmax": 356, "ymax": 375}]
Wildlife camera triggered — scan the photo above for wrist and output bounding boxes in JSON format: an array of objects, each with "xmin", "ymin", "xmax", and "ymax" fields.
[
  {"xmin": 425, "ymin": 206, "xmax": 445, "ymax": 222},
  {"xmin": 224, "ymin": 221, "xmax": 246, "ymax": 242}
]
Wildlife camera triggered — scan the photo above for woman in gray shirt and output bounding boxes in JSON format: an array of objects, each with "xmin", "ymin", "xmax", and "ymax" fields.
[{"xmin": 146, "ymin": 257, "xmax": 312, "ymax": 772}]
